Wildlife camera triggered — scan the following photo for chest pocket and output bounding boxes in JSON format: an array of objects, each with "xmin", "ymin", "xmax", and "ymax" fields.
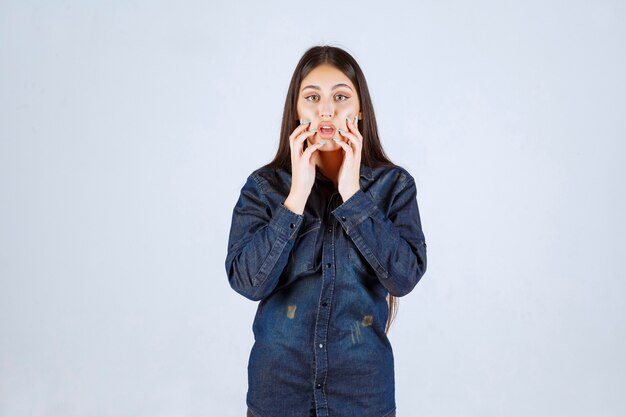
[
  {"xmin": 286, "ymin": 215, "xmax": 321, "ymax": 275},
  {"xmin": 348, "ymin": 240, "xmax": 376, "ymax": 275},
  {"xmin": 346, "ymin": 197, "xmax": 385, "ymax": 276}
]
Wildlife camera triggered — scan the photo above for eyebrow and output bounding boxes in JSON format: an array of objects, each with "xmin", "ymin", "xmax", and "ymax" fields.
[{"xmin": 301, "ymin": 83, "xmax": 353, "ymax": 92}]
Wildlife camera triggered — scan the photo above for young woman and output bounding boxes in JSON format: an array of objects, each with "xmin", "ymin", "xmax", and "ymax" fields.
[{"xmin": 225, "ymin": 45, "xmax": 427, "ymax": 417}]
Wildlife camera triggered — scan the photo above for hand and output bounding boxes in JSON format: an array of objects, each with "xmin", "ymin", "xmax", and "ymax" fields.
[
  {"xmin": 334, "ymin": 114, "xmax": 363, "ymax": 202},
  {"xmin": 284, "ymin": 119, "xmax": 326, "ymax": 214}
]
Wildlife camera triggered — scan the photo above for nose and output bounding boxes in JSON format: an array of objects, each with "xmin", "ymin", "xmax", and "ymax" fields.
[{"xmin": 319, "ymin": 101, "xmax": 335, "ymax": 119}]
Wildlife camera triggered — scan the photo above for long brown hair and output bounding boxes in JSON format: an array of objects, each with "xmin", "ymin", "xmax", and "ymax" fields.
[{"xmin": 261, "ymin": 45, "xmax": 400, "ymax": 334}]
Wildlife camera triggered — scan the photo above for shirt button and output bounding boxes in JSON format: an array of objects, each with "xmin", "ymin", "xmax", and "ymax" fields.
[
  {"xmin": 326, "ymin": 263, "xmax": 331, "ymax": 268},
  {"xmin": 289, "ymin": 223, "xmax": 295, "ymax": 228},
  {"xmin": 341, "ymin": 216, "xmax": 346, "ymax": 221},
  {"xmin": 318, "ymin": 343, "xmax": 323, "ymax": 348},
  {"xmin": 322, "ymin": 301, "xmax": 328, "ymax": 306},
  {"xmin": 327, "ymin": 228, "xmax": 331, "ymax": 233},
  {"xmin": 316, "ymin": 383, "xmax": 322, "ymax": 389}
]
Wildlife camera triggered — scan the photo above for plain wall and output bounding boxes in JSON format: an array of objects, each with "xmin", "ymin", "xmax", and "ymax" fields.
[{"xmin": 1, "ymin": 1, "xmax": 624, "ymax": 416}]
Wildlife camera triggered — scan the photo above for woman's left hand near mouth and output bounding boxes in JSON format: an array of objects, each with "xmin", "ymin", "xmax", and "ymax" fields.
[{"xmin": 334, "ymin": 114, "xmax": 363, "ymax": 202}]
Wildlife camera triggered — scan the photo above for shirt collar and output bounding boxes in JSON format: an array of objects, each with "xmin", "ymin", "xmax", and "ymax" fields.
[
  {"xmin": 311, "ymin": 161, "xmax": 374, "ymax": 182},
  {"xmin": 360, "ymin": 162, "xmax": 374, "ymax": 180}
]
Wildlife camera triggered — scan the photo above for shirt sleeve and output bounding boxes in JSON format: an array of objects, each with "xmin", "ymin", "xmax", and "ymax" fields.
[
  {"xmin": 331, "ymin": 175, "xmax": 427, "ymax": 297},
  {"xmin": 225, "ymin": 173, "xmax": 305, "ymax": 301}
]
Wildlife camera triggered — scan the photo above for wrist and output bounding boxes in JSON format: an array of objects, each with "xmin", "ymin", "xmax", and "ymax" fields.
[
  {"xmin": 284, "ymin": 191, "xmax": 307, "ymax": 215},
  {"xmin": 340, "ymin": 186, "xmax": 360, "ymax": 202}
]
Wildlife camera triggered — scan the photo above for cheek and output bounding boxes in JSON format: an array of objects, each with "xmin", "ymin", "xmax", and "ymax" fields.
[
  {"xmin": 340, "ymin": 101, "xmax": 358, "ymax": 110},
  {"xmin": 297, "ymin": 107, "xmax": 313, "ymax": 117},
  {"xmin": 297, "ymin": 100, "xmax": 311, "ymax": 111},
  {"xmin": 337, "ymin": 102, "xmax": 358, "ymax": 118}
]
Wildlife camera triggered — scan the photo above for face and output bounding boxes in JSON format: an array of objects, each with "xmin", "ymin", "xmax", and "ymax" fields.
[{"xmin": 297, "ymin": 64, "xmax": 361, "ymax": 151}]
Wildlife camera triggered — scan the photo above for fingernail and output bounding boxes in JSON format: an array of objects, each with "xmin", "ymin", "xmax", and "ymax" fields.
[
  {"xmin": 310, "ymin": 129, "xmax": 318, "ymax": 133},
  {"xmin": 319, "ymin": 140, "xmax": 327, "ymax": 144},
  {"xmin": 332, "ymin": 137, "xmax": 341, "ymax": 142},
  {"xmin": 345, "ymin": 116, "xmax": 351, "ymax": 123},
  {"xmin": 300, "ymin": 118, "xmax": 310, "ymax": 124},
  {"xmin": 354, "ymin": 116, "xmax": 358, "ymax": 123},
  {"xmin": 338, "ymin": 129, "xmax": 345, "ymax": 134}
]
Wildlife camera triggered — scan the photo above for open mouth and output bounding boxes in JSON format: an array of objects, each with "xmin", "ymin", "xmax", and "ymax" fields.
[{"xmin": 318, "ymin": 125, "xmax": 336, "ymax": 138}]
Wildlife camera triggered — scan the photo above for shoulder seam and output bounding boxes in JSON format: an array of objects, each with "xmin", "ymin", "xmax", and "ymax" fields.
[{"xmin": 249, "ymin": 173, "xmax": 271, "ymax": 206}]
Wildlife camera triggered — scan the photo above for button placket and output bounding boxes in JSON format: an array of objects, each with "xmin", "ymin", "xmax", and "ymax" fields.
[{"xmin": 312, "ymin": 192, "xmax": 339, "ymax": 415}]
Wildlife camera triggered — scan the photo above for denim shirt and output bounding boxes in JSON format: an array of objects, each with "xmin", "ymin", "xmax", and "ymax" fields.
[{"xmin": 225, "ymin": 161, "xmax": 427, "ymax": 417}]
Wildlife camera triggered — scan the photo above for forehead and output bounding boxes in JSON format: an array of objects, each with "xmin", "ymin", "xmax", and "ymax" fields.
[{"xmin": 300, "ymin": 64, "xmax": 355, "ymax": 91}]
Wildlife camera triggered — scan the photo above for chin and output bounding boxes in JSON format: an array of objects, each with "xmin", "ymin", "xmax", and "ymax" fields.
[
  {"xmin": 320, "ymin": 143, "xmax": 337, "ymax": 150},
  {"xmin": 307, "ymin": 137, "xmax": 337, "ymax": 151}
]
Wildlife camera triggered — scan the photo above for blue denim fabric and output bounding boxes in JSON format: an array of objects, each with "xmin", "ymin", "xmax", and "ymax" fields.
[
  {"xmin": 226, "ymin": 162, "xmax": 427, "ymax": 417},
  {"xmin": 248, "ymin": 407, "xmax": 397, "ymax": 417}
]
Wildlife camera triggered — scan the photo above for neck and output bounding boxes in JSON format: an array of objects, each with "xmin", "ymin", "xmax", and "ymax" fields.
[{"xmin": 316, "ymin": 150, "xmax": 344, "ymax": 188}]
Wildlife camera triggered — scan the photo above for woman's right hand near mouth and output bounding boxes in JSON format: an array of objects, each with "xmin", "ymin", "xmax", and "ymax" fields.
[{"xmin": 283, "ymin": 119, "xmax": 326, "ymax": 215}]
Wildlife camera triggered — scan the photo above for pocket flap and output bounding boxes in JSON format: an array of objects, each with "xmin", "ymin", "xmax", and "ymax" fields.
[{"xmin": 298, "ymin": 215, "xmax": 321, "ymax": 237}]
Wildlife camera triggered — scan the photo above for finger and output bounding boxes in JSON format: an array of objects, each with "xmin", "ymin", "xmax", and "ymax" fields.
[
  {"xmin": 332, "ymin": 137, "xmax": 354, "ymax": 158},
  {"xmin": 345, "ymin": 114, "xmax": 359, "ymax": 128},
  {"xmin": 293, "ymin": 129, "xmax": 317, "ymax": 151},
  {"xmin": 302, "ymin": 140, "xmax": 327, "ymax": 160},
  {"xmin": 293, "ymin": 128, "xmax": 318, "ymax": 156},
  {"xmin": 338, "ymin": 130, "xmax": 362, "ymax": 156},
  {"xmin": 337, "ymin": 128, "xmax": 362, "ymax": 147},
  {"xmin": 344, "ymin": 115, "xmax": 363, "ymax": 140},
  {"xmin": 289, "ymin": 119, "xmax": 312, "ymax": 143}
]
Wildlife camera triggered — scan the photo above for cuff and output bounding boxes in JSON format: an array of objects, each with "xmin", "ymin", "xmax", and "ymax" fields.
[
  {"xmin": 331, "ymin": 189, "xmax": 379, "ymax": 233},
  {"xmin": 269, "ymin": 201, "xmax": 305, "ymax": 239}
]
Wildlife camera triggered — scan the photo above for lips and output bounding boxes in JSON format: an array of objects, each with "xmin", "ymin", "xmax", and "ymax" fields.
[{"xmin": 317, "ymin": 122, "xmax": 336, "ymax": 138}]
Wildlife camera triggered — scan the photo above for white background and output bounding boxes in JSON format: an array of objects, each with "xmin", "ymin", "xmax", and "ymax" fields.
[{"xmin": 1, "ymin": 1, "xmax": 624, "ymax": 416}]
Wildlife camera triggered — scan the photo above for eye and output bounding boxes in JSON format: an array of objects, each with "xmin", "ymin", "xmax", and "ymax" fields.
[{"xmin": 303, "ymin": 94, "xmax": 350, "ymax": 102}]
